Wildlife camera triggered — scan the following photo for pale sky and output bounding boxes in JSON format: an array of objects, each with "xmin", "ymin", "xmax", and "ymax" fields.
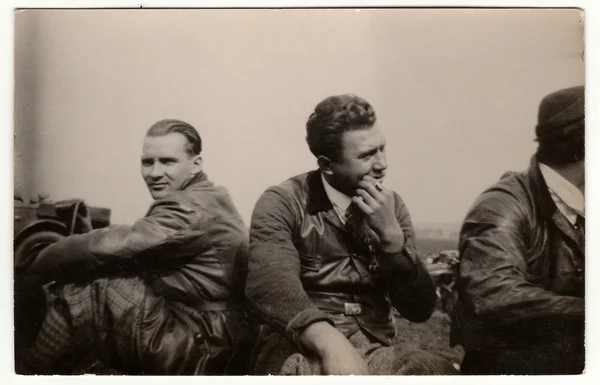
[{"xmin": 13, "ymin": 8, "xmax": 584, "ymax": 226}]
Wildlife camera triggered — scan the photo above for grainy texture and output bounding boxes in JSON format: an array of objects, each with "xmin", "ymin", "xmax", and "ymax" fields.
[
  {"xmin": 71, "ymin": 238, "xmax": 461, "ymax": 375},
  {"xmin": 394, "ymin": 310, "xmax": 464, "ymax": 367},
  {"xmin": 416, "ymin": 238, "xmax": 458, "ymax": 256},
  {"xmin": 403, "ymin": 238, "xmax": 463, "ymax": 367}
]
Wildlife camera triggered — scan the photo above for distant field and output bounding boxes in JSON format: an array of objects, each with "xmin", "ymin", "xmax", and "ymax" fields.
[{"xmin": 416, "ymin": 237, "xmax": 458, "ymax": 255}]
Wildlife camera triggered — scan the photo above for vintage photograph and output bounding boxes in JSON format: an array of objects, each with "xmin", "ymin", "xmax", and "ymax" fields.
[{"xmin": 12, "ymin": 7, "xmax": 585, "ymax": 375}]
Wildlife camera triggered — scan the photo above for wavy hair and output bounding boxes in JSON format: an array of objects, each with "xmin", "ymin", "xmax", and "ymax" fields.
[{"xmin": 306, "ymin": 94, "xmax": 376, "ymax": 160}]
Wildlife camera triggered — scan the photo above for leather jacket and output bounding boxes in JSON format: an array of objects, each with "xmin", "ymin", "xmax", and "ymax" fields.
[
  {"xmin": 451, "ymin": 157, "xmax": 584, "ymax": 374},
  {"xmin": 27, "ymin": 172, "xmax": 251, "ymax": 374},
  {"xmin": 246, "ymin": 170, "xmax": 436, "ymax": 348}
]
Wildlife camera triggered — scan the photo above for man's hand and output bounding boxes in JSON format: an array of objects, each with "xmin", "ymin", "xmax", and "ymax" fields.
[
  {"xmin": 299, "ymin": 321, "xmax": 369, "ymax": 375},
  {"xmin": 353, "ymin": 175, "xmax": 404, "ymax": 253}
]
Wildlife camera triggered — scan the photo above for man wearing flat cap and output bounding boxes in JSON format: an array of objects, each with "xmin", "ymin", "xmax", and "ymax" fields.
[{"xmin": 450, "ymin": 86, "xmax": 585, "ymax": 374}]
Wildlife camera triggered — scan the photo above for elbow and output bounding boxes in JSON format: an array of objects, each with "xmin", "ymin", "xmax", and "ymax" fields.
[
  {"xmin": 403, "ymin": 305, "xmax": 435, "ymax": 323},
  {"xmin": 405, "ymin": 291, "xmax": 437, "ymax": 323},
  {"xmin": 457, "ymin": 288, "xmax": 499, "ymax": 320},
  {"xmin": 470, "ymin": 296, "xmax": 508, "ymax": 320},
  {"xmin": 394, "ymin": 285, "xmax": 437, "ymax": 323}
]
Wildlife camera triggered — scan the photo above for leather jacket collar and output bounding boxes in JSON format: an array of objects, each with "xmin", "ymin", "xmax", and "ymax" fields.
[
  {"xmin": 177, "ymin": 170, "xmax": 209, "ymax": 191},
  {"xmin": 527, "ymin": 156, "xmax": 558, "ymax": 221},
  {"xmin": 306, "ymin": 170, "xmax": 335, "ymax": 215}
]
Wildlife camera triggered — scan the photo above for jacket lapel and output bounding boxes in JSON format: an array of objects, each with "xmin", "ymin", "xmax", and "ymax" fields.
[
  {"xmin": 323, "ymin": 209, "xmax": 345, "ymax": 231},
  {"xmin": 551, "ymin": 211, "xmax": 581, "ymax": 249},
  {"xmin": 529, "ymin": 157, "xmax": 583, "ymax": 252},
  {"xmin": 306, "ymin": 170, "xmax": 347, "ymax": 233}
]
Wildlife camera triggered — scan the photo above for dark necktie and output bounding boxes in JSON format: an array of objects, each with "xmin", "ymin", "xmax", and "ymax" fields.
[
  {"xmin": 344, "ymin": 203, "xmax": 380, "ymax": 272},
  {"xmin": 344, "ymin": 202, "xmax": 362, "ymax": 233}
]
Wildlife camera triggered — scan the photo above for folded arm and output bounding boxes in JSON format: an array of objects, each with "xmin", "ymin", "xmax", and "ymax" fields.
[
  {"xmin": 374, "ymin": 193, "xmax": 437, "ymax": 322},
  {"xmin": 458, "ymin": 191, "xmax": 584, "ymax": 326},
  {"xmin": 26, "ymin": 197, "xmax": 199, "ymax": 282}
]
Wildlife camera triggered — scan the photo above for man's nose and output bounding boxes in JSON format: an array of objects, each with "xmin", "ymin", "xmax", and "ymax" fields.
[
  {"xmin": 373, "ymin": 151, "xmax": 388, "ymax": 170},
  {"xmin": 148, "ymin": 164, "xmax": 164, "ymax": 178}
]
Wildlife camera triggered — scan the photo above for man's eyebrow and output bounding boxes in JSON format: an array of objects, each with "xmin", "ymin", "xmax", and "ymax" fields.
[{"xmin": 358, "ymin": 147, "xmax": 378, "ymax": 157}]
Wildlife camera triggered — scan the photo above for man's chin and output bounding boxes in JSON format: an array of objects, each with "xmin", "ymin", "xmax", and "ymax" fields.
[{"xmin": 149, "ymin": 190, "xmax": 170, "ymax": 199}]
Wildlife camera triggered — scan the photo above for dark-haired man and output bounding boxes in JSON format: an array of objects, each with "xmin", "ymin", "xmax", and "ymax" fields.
[
  {"xmin": 246, "ymin": 94, "xmax": 456, "ymax": 375},
  {"xmin": 16, "ymin": 119, "xmax": 251, "ymax": 375},
  {"xmin": 451, "ymin": 86, "xmax": 585, "ymax": 374}
]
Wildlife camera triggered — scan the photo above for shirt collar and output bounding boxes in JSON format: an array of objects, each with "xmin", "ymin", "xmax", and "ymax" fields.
[
  {"xmin": 321, "ymin": 174, "xmax": 352, "ymax": 213},
  {"xmin": 539, "ymin": 162, "xmax": 585, "ymax": 222}
]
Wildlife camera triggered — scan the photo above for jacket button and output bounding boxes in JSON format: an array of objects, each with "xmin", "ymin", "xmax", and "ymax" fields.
[
  {"xmin": 364, "ymin": 237, "xmax": 371, "ymax": 244},
  {"xmin": 194, "ymin": 333, "xmax": 204, "ymax": 344}
]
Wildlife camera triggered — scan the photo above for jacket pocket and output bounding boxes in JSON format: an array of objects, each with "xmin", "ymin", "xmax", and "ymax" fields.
[{"xmin": 299, "ymin": 253, "xmax": 321, "ymax": 273}]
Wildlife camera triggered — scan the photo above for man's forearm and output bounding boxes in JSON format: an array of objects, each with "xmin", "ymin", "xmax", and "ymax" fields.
[
  {"xmin": 387, "ymin": 259, "xmax": 437, "ymax": 322},
  {"xmin": 462, "ymin": 235, "xmax": 585, "ymax": 323},
  {"xmin": 470, "ymin": 285, "xmax": 585, "ymax": 325},
  {"xmin": 378, "ymin": 225, "xmax": 405, "ymax": 254},
  {"xmin": 298, "ymin": 321, "xmax": 344, "ymax": 357},
  {"xmin": 372, "ymin": 226, "xmax": 436, "ymax": 322},
  {"xmin": 298, "ymin": 321, "xmax": 370, "ymax": 375}
]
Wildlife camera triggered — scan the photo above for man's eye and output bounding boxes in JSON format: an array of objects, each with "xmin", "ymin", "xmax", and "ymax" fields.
[{"xmin": 141, "ymin": 160, "xmax": 153, "ymax": 166}]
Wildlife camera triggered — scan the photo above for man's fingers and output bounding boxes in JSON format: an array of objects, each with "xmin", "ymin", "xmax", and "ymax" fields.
[
  {"xmin": 352, "ymin": 196, "xmax": 374, "ymax": 215},
  {"xmin": 358, "ymin": 180, "xmax": 385, "ymax": 202},
  {"xmin": 362, "ymin": 175, "xmax": 386, "ymax": 191},
  {"xmin": 356, "ymin": 188, "xmax": 378, "ymax": 208}
]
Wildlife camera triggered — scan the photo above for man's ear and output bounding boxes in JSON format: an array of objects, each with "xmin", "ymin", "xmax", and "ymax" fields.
[
  {"xmin": 317, "ymin": 155, "xmax": 333, "ymax": 175},
  {"xmin": 191, "ymin": 155, "xmax": 203, "ymax": 175}
]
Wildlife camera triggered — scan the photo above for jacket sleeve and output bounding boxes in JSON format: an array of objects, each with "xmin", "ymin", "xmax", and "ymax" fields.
[
  {"xmin": 375, "ymin": 193, "xmax": 437, "ymax": 322},
  {"xmin": 27, "ymin": 196, "xmax": 200, "ymax": 281},
  {"xmin": 245, "ymin": 188, "xmax": 333, "ymax": 345},
  {"xmin": 458, "ymin": 190, "xmax": 584, "ymax": 326}
]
